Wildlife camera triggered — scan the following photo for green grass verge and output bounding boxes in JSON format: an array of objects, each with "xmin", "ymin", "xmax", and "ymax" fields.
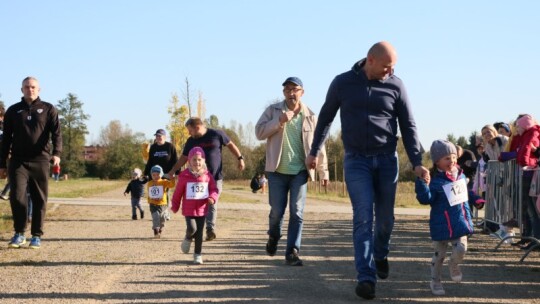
[
  {"xmin": 0, "ymin": 178, "xmax": 127, "ymax": 234},
  {"xmin": 0, "ymin": 178, "xmax": 427, "ymax": 234}
]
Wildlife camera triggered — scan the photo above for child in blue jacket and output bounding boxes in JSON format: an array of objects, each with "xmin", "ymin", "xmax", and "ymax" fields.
[{"xmin": 416, "ymin": 140, "xmax": 484, "ymax": 296}]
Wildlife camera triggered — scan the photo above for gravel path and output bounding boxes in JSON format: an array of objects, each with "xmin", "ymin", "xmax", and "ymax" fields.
[{"xmin": 0, "ymin": 188, "xmax": 539, "ymax": 303}]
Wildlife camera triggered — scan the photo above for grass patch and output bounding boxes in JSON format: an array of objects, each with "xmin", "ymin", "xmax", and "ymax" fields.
[
  {"xmin": 224, "ymin": 179, "xmax": 426, "ymax": 208},
  {"xmin": 48, "ymin": 178, "xmax": 126, "ymax": 198},
  {"xmin": 219, "ymin": 192, "xmax": 261, "ymax": 204},
  {"xmin": 0, "ymin": 178, "xmax": 127, "ymax": 234}
]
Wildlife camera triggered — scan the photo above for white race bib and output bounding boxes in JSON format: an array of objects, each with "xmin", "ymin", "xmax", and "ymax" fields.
[
  {"xmin": 149, "ymin": 185, "xmax": 164, "ymax": 200},
  {"xmin": 186, "ymin": 182, "xmax": 209, "ymax": 200},
  {"xmin": 442, "ymin": 179, "xmax": 468, "ymax": 207}
]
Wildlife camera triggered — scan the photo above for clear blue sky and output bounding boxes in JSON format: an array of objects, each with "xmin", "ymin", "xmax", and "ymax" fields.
[{"xmin": 1, "ymin": 1, "xmax": 539, "ymax": 150}]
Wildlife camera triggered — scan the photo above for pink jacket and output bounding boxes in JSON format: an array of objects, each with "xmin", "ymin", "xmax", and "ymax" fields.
[{"xmin": 171, "ymin": 168, "xmax": 219, "ymax": 217}]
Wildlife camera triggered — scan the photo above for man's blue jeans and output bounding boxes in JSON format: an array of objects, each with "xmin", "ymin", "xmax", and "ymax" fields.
[
  {"xmin": 344, "ymin": 152, "xmax": 398, "ymax": 283},
  {"xmin": 267, "ymin": 170, "xmax": 308, "ymax": 256},
  {"xmin": 206, "ymin": 179, "xmax": 223, "ymax": 232}
]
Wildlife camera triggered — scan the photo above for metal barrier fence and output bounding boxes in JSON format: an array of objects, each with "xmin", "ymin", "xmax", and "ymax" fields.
[{"xmin": 484, "ymin": 159, "xmax": 539, "ymax": 262}]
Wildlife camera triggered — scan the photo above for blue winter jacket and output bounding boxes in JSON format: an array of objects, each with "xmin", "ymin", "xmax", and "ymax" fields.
[
  {"xmin": 415, "ymin": 170, "xmax": 475, "ymax": 241},
  {"xmin": 310, "ymin": 59, "xmax": 423, "ymax": 168}
]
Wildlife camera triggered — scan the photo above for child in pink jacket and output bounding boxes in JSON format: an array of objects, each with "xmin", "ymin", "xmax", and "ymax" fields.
[{"xmin": 171, "ymin": 146, "xmax": 219, "ymax": 264}]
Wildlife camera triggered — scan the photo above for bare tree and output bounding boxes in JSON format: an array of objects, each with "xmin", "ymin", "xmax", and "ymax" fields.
[{"xmin": 182, "ymin": 77, "xmax": 193, "ymax": 117}]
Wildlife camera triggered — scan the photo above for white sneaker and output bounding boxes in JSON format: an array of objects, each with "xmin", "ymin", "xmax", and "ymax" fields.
[
  {"xmin": 448, "ymin": 259, "xmax": 462, "ymax": 282},
  {"xmin": 181, "ymin": 238, "xmax": 191, "ymax": 254},
  {"xmin": 504, "ymin": 229, "xmax": 515, "ymax": 244},
  {"xmin": 430, "ymin": 280, "xmax": 445, "ymax": 296},
  {"xmin": 490, "ymin": 228, "xmax": 508, "ymax": 241},
  {"xmin": 193, "ymin": 254, "xmax": 203, "ymax": 264}
]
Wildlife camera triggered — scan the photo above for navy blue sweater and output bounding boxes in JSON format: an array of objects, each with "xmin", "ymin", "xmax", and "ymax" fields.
[
  {"xmin": 310, "ymin": 59, "xmax": 423, "ymax": 168},
  {"xmin": 124, "ymin": 179, "xmax": 147, "ymax": 199}
]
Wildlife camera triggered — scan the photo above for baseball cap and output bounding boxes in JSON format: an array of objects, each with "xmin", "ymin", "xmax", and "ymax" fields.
[
  {"xmin": 282, "ymin": 77, "xmax": 303, "ymax": 87},
  {"xmin": 154, "ymin": 129, "xmax": 166, "ymax": 136}
]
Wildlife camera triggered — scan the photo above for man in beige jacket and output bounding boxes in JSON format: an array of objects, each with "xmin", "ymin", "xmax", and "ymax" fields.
[{"xmin": 255, "ymin": 77, "xmax": 328, "ymax": 266}]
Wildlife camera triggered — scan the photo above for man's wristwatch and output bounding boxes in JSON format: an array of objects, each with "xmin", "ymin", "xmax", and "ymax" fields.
[{"xmin": 238, "ymin": 155, "xmax": 244, "ymax": 160}]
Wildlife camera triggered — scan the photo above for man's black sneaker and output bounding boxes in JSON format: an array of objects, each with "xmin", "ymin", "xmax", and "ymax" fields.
[
  {"xmin": 285, "ymin": 249, "xmax": 303, "ymax": 266},
  {"xmin": 266, "ymin": 237, "xmax": 278, "ymax": 256},
  {"xmin": 205, "ymin": 230, "xmax": 216, "ymax": 241},
  {"xmin": 140, "ymin": 211, "xmax": 144, "ymax": 219},
  {"xmin": 375, "ymin": 258, "xmax": 389, "ymax": 279},
  {"xmin": 520, "ymin": 242, "xmax": 540, "ymax": 251},
  {"xmin": 511, "ymin": 239, "xmax": 530, "ymax": 247},
  {"xmin": 132, "ymin": 215, "xmax": 137, "ymax": 220},
  {"xmin": 355, "ymin": 281, "xmax": 375, "ymax": 300}
]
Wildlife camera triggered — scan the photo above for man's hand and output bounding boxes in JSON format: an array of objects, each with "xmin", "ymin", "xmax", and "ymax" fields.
[
  {"xmin": 51, "ymin": 156, "xmax": 61, "ymax": 166},
  {"xmin": 305, "ymin": 155, "xmax": 317, "ymax": 170},
  {"xmin": 321, "ymin": 179, "xmax": 328, "ymax": 187},
  {"xmin": 0, "ymin": 168, "xmax": 6, "ymax": 179},
  {"xmin": 414, "ymin": 165, "xmax": 430, "ymax": 184},
  {"xmin": 280, "ymin": 111, "xmax": 295, "ymax": 124},
  {"xmin": 238, "ymin": 159, "xmax": 245, "ymax": 171}
]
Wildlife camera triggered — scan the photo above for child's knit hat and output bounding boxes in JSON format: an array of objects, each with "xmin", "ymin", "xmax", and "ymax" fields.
[
  {"xmin": 430, "ymin": 140, "xmax": 457, "ymax": 163},
  {"xmin": 516, "ymin": 114, "xmax": 536, "ymax": 132},
  {"xmin": 132, "ymin": 168, "xmax": 142, "ymax": 178},
  {"xmin": 188, "ymin": 146, "xmax": 206, "ymax": 161},
  {"xmin": 150, "ymin": 165, "xmax": 163, "ymax": 177}
]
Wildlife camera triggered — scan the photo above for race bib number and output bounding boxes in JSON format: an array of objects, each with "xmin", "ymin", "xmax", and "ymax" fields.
[
  {"xmin": 186, "ymin": 182, "xmax": 209, "ymax": 200},
  {"xmin": 442, "ymin": 179, "xmax": 468, "ymax": 207},
  {"xmin": 149, "ymin": 185, "xmax": 164, "ymax": 200}
]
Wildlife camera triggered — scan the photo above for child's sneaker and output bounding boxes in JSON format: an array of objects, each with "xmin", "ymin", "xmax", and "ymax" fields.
[
  {"xmin": 29, "ymin": 236, "xmax": 41, "ymax": 249},
  {"xmin": 181, "ymin": 238, "xmax": 191, "ymax": 254},
  {"xmin": 448, "ymin": 259, "xmax": 462, "ymax": 282},
  {"xmin": 140, "ymin": 210, "xmax": 144, "ymax": 219},
  {"xmin": 193, "ymin": 254, "xmax": 203, "ymax": 265},
  {"xmin": 8, "ymin": 233, "xmax": 26, "ymax": 248},
  {"xmin": 430, "ymin": 280, "xmax": 445, "ymax": 296},
  {"xmin": 153, "ymin": 228, "xmax": 160, "ymax": 239}
]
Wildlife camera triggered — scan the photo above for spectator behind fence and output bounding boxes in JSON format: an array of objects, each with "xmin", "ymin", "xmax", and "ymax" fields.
[
  {"xmin": 456, "ymin": 145, "xmax": 477, "ymax": 190},
  {"xmin": 494, "ymin": 122, "xmax": 512, "ymax": 138},
  {"xmin": 415, "ymin": 140, "xmax": 481, "ymax": 296},
  {"xmin": 497, "ymin": 114, "xmax": 537, "ymax": 247},
  {"xmin": 476, "ymin": 125, "xmax": 516, "ymax": 240},
  {"xmin": 481, "ymin": 125, "xmax": 508, "ymax": 161},
  {"xmin": 515, "ymin": 114, "xmax": 540, "ymax": 251},
  {"xmin": 472, "ymin": 142, "xmax": 488, "ymax": 200}
]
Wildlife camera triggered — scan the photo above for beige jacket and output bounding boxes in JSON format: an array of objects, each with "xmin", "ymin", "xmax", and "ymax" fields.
[{"xmin": 255, "ymin": 101, "xmax": 329, "ymax": 181}]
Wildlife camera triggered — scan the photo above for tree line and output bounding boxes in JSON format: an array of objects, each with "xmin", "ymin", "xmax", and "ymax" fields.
[{"xmin": 1, "ymin": 92, "xmax": 480, "ymax": 182}]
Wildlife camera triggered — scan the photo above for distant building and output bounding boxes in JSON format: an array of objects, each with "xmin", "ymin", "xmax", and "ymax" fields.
[{"xmin": 83, "ymin": 145, "xmax": 105, "ymax": 162}]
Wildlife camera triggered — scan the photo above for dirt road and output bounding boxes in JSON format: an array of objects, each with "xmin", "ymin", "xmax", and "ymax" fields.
[{"xmin": 0, "ymin": 188, "xmax": 539, "ymax": 303}]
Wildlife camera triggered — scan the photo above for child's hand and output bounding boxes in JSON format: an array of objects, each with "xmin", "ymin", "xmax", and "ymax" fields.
[
  {"xmin": 207, "ymin": 198, "xmax": 215, "ymax": 205},
  {"xmin": 123, "ymin": 192, "xmax": 127, "ymax": 196},
  {"xmin": 474, "ymin": 198, "xmax": 485, "ymax": 210}
]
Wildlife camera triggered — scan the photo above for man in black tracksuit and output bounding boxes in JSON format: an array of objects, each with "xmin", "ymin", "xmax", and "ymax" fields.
[{"xmin": 0, "ymin": 76, "xmax": 62, "ymax": 249}]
